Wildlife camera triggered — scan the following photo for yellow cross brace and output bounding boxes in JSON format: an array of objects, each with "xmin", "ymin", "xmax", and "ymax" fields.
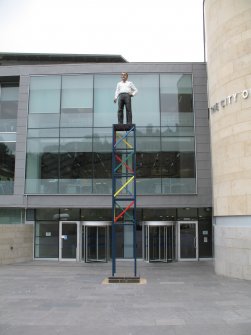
[
  {"xmin": 117, "ymin": 134, "xmax": 133, "ymax": 149},
  {"xmin": 114, "ymin": 176, "xmax": 134, "ymax": 197}
]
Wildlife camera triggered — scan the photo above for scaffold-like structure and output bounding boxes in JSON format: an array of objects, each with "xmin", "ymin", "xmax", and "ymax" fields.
[{"xmin": 111, "ymin": 124, "xmax": 137, "ymax": 277}]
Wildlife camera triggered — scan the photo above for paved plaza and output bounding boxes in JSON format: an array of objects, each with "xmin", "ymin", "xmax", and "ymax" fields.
[{"xmin": 0, "ymin": 260, "xmax": 251, "ymax": 335}]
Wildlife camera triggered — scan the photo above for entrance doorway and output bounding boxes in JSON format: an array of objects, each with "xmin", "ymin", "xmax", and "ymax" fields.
[
  {"xmin": 178, "ymin": 221, "xmax": 198, "ymax": 260},
  {"xmin": 82, "ymin": 222, "xmax": 111, "ymax": 262},
  {"xmin": 59, "ymin": 221, "xmax": 80, "ymax": 261},
  {"xmin": 143, "ymin": 222, "xmax": 175, "ymax": 262}
]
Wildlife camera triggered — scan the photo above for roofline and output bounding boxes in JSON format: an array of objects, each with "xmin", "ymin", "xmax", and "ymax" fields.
[{"xmin": 0, "ymin": 52, "xmax": 128, "ymax": 64}]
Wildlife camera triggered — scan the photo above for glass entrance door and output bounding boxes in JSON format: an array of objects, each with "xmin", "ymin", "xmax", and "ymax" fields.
[
  {"xmin": 143, "ymin": 222, "xmax": 175, "ymax": 262},
  {"xmin": 178, "ymin": 221, "xmax": 198, "ymax": 260},
  {"xmin": 59, "ymin": 221, "xmax": 79, "ymax": 261},
  {"xmin": 82, "ymin": 222, "xmax": 110, "ymax": 262}
]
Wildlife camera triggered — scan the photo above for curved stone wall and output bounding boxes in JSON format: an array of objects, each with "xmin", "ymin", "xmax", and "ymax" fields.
[{"xmin": 204, "ymin": 0, "xmax": 251, "ymax": 279}]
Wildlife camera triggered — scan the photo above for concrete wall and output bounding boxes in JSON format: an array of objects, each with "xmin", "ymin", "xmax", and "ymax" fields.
[
  {"xmin": 214, "ymin": 217, "xmax": 251, "ymax": 280},
  {"xmin": 204, "ymin": 0, "xmax": 251, "ymax": 279},
  {"xmin": 0, "ymin": 225, "xmax": 33, "ymax": 265}
]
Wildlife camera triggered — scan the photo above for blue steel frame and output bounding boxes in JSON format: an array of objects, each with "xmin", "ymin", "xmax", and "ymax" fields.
[{"xmin": 112, "ymin": 124, "xmax": 137, "ymax": 277}]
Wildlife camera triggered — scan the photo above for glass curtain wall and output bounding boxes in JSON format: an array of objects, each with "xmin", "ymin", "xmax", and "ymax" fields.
[
  {"xmin": 26, "ymin": 75, "xmax": 93, "ymax": 193},
  {"xmin": 0, "ymin": 83, "xmax": 18, "ymax": 194},
  {"xmin": 160, "ymin": 74, "xmax": 195, "ymax": 193},
  {"xmin": 26, "ymin": 73, "xmax": 196, "ymax": 194}
]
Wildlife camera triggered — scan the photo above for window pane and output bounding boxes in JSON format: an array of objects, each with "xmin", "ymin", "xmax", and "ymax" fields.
[
  {"xmin": 34, "ymin": 221, "xmax": 59, "ymax": 258},
  {"xmin": 137, "ymin": 136, "xmax": 160, "ymax": 152},
  {"xmin": 0, "ymin": 86, "xmax": 18, "ymax": 132},
  {"xmin": 81, "ymin": 208, "xmax": 112, "ymax": 221},
  {"xmin": 36, "ymin": 208, "xmax": 59, "ymax": 221},
  {"xmin": 61, "ymin": 75, "xmax": 93, "ymax": 127},
  {"xmin": 177, "ymin": 208, "xmax": 198, "ymax": 220},
  {"xmin": 93, "ymin": 152, "xmax": 112, "ymax": 194},
  {"xmin": 29, "ymin": 76, "xmax": 61, "ymax": 114},
  {"xmin": 0, "ymin": 142, "xmax": 15, "ymax": 194},
  {"xmin": 28, "ymin": 129, "xmax": 59, "ymax": 138},
  {"xmin": 160, "ymin": 74, "xmax": 193, "ymax": 126},
  {"xmin": 59, "ymin": 138, "xmax": 92, "ymax": 194},
  {"xmin": 0, "ymin": 133, "xmax": 16, "ymax": 141},
  {"xmin": 161, "ymin": 126, "xmax": 194, "ymax": 136},
  {"xmin": 26, "ymin": 138, "xmax": 59, "ymax": 194},
  {"xmin": 130, "ymin": 74, "xmax": 160, "ymax": 127},
  {"xmin": 161, "ymin": 151, "xmax": 196, "ymax": 194},
  {"xmin": 161, "ymin": 137, "xmax": 195, "ymax": 152},
  {"xmin": 136, "ymin": 127, "xmax": 161, "ymax": 136},
  {"xmin": 28, "ymin": 114, "xmax": 60, "ymax": 128},
  {"xmin": 93, "ymin": 127, "xmax": 112, "ymax": 137},
  {"xmin": 0, "ymin": 208, "xmax": 24, "ymax": 224},
  {"xmin": 93, "ymin": 136, "xmax": 112, "ymax": 152},
  {"xmin": 136, "ymin": 152, "xmax": 161, "ymax": 194},
  {"xmin": 60, "ymin": 127, "xmax": 93, "ymax": 138},
  {"xmin": 94, "ymin": 75, "xmax": 118, "ymax": 126}
]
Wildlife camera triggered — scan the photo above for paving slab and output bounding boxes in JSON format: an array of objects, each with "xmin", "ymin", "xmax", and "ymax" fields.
[{"xmin": 0, "ymin": 261, "xmax": 251, "ymax": 335}]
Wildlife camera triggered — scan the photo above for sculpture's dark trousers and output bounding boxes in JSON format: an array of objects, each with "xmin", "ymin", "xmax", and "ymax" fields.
[{"xmin": 118, "ymin": 93, "xmax": 132, "ymax": 124}]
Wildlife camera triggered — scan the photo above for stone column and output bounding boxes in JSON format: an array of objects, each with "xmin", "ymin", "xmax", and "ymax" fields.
[{"xmin": 204, "ymin": 0, "xmax": 251, "ymax": 280}]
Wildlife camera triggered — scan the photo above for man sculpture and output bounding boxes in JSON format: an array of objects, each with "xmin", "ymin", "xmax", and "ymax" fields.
[{"xmin": 114, "ymin": 72, "xmax": 138, "ymax": 124}]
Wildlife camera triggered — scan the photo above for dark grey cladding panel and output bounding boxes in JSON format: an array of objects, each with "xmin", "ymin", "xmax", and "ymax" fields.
[
  {"xmin": 195, "ymin": 117, "xmax": 210, "ymax": 127},
  {"xmin": 192, "ymin": 64, "xmax": 211, "ymax": 206},
  {"xmin": 194, "ymin": 101, "xmax": 209, "ymax": 110},
  {"xmin": 197, "ymin": 169, "xmax": 212, "ymax": 179},
  {"xmin": 0, "ymin": 62, "xmax": 202, "ymax": 76},
  {"xmin": 197, "ymin": 160, "xmax": 212, "ymax": 170},
  {"xmin": 196, "ymin": 143, "xmax": 211, "ymax": 153},
  {"xmin": 196, "ymin": 135, "xmax": 211, "ymax": 145},
  {"xmin": 197, "ymin": 153, "xmax": 211, "ymax": 161},
  {"xmin": 14, "ymin": 75, "xmax": 30, "ymax": 196},
  {"xmin": 193, "ymin": 93, "xmax": 208, "ymax": 102},
  {"xmin": 192, "ymin": 76, "xmax": 207, "ymax": 86},
  {"xmin": 192, "ymin": 63, "xmax": 207, "ymax": 71},
  {"xmin": 25, "ymin": 194, "xmax": 212, "ymax": 208},
  {"xmin": 195, "ymin": 126, "xmax": 210, "ymax": 135},
  {"xmin": 193, "ymin": 85, "xmax": 207, "ymax": 94},
  {"xmin": 0, "ymin": 195, "xmax": 26, "ymax": 206}
]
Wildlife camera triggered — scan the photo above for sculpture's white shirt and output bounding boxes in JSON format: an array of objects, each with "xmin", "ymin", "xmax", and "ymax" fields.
[{"xmin": 114, "ymin": 80, "xmax": 138, "ymax": 100}]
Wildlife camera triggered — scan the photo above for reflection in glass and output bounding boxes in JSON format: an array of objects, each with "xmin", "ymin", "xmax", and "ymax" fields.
[
  {"xmin": 0, "ymin": 142, "xmax": 15, "ymax": 194},
  {"xmin": 26, "ymin": 138, "xmax": 59, "ymax": 193},
  {"xmin": 59, "ymin": 138, "xmax": 92, "ymax": 194},
  {"xmin": 28, "ymin": 128, "xmax": 59, "ymax": 138},
  {"xmin": 61, "ymin": 75, "xmax": 93, "ymax": 127},
  {"xmin": 34, "ymin": 221, "xmax": 59, "ymax": 258},
  {"xmin": 160, "ymin": 74, "xmax": 193, "ymax": 127},
  {"xmin": 93, "ymin": 152, "xmax": 112, "ymax": 194},
  {"xmin": 29, "ymin": 76, "xmax": 61, "ymax": 114},
  {"xmin": 28, "ymin": 114, "xmax": 60, "ymax": 128},
  {"xmin": 85, "ymin": 226, "xmax": 107, "ymax": 262},
  {"xmin": 136, "ymin": 151, "xmax": 161, "ymax": 194},
  {"xmin": 60, "ymin": 127, "xmax": 92, "ymax": 138},
  {"xmin": 0, "ymin": 208, "xmax": 24, "ymax": 224},
  {"xmin": 130, "ymin": 74, "xmax": 160, "ymax": 126},
  {"xmin": 180, "ymin": 223, "xmax": 196, "ymax": 258},
  {"xmin": 25, "ymin": 73, "xmax": 197, "ymax": 195},
  {"xmin": 61, "ymin": 223, "xmax": 77, "ymax": 259},
  {"xmin": 161, "ymin": 151, "xmax": 196, "ymax": 194},
  {"xmin": 94, "ymin": 75, "xmax": 118, "ymax": 126},
  {"xmin": 161, "ymin": 126, "xmax": 194, "ymax": 136},
  {"xmin": 0, "ymin": 85, "xmax": 18, "ymax": 132}
]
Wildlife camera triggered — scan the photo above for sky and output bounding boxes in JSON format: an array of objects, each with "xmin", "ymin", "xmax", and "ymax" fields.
[{"xmin": 0, "ymin": 0, "xmax": 205, "ymax": 62}]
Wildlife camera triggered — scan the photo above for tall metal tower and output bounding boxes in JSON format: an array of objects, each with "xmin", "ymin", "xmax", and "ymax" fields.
[{"xmin": 111, "ymin": 124, "xmax": 138, "ymax": 279}]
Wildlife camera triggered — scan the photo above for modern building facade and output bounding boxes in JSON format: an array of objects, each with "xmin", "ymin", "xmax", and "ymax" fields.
[
  {"xmin": 0, "ymin": 54, "xmax": 212, "ymax": 267},
  {"xmin": 204, "ymin": 0, "xmax": 251, "ymax": 280}
]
